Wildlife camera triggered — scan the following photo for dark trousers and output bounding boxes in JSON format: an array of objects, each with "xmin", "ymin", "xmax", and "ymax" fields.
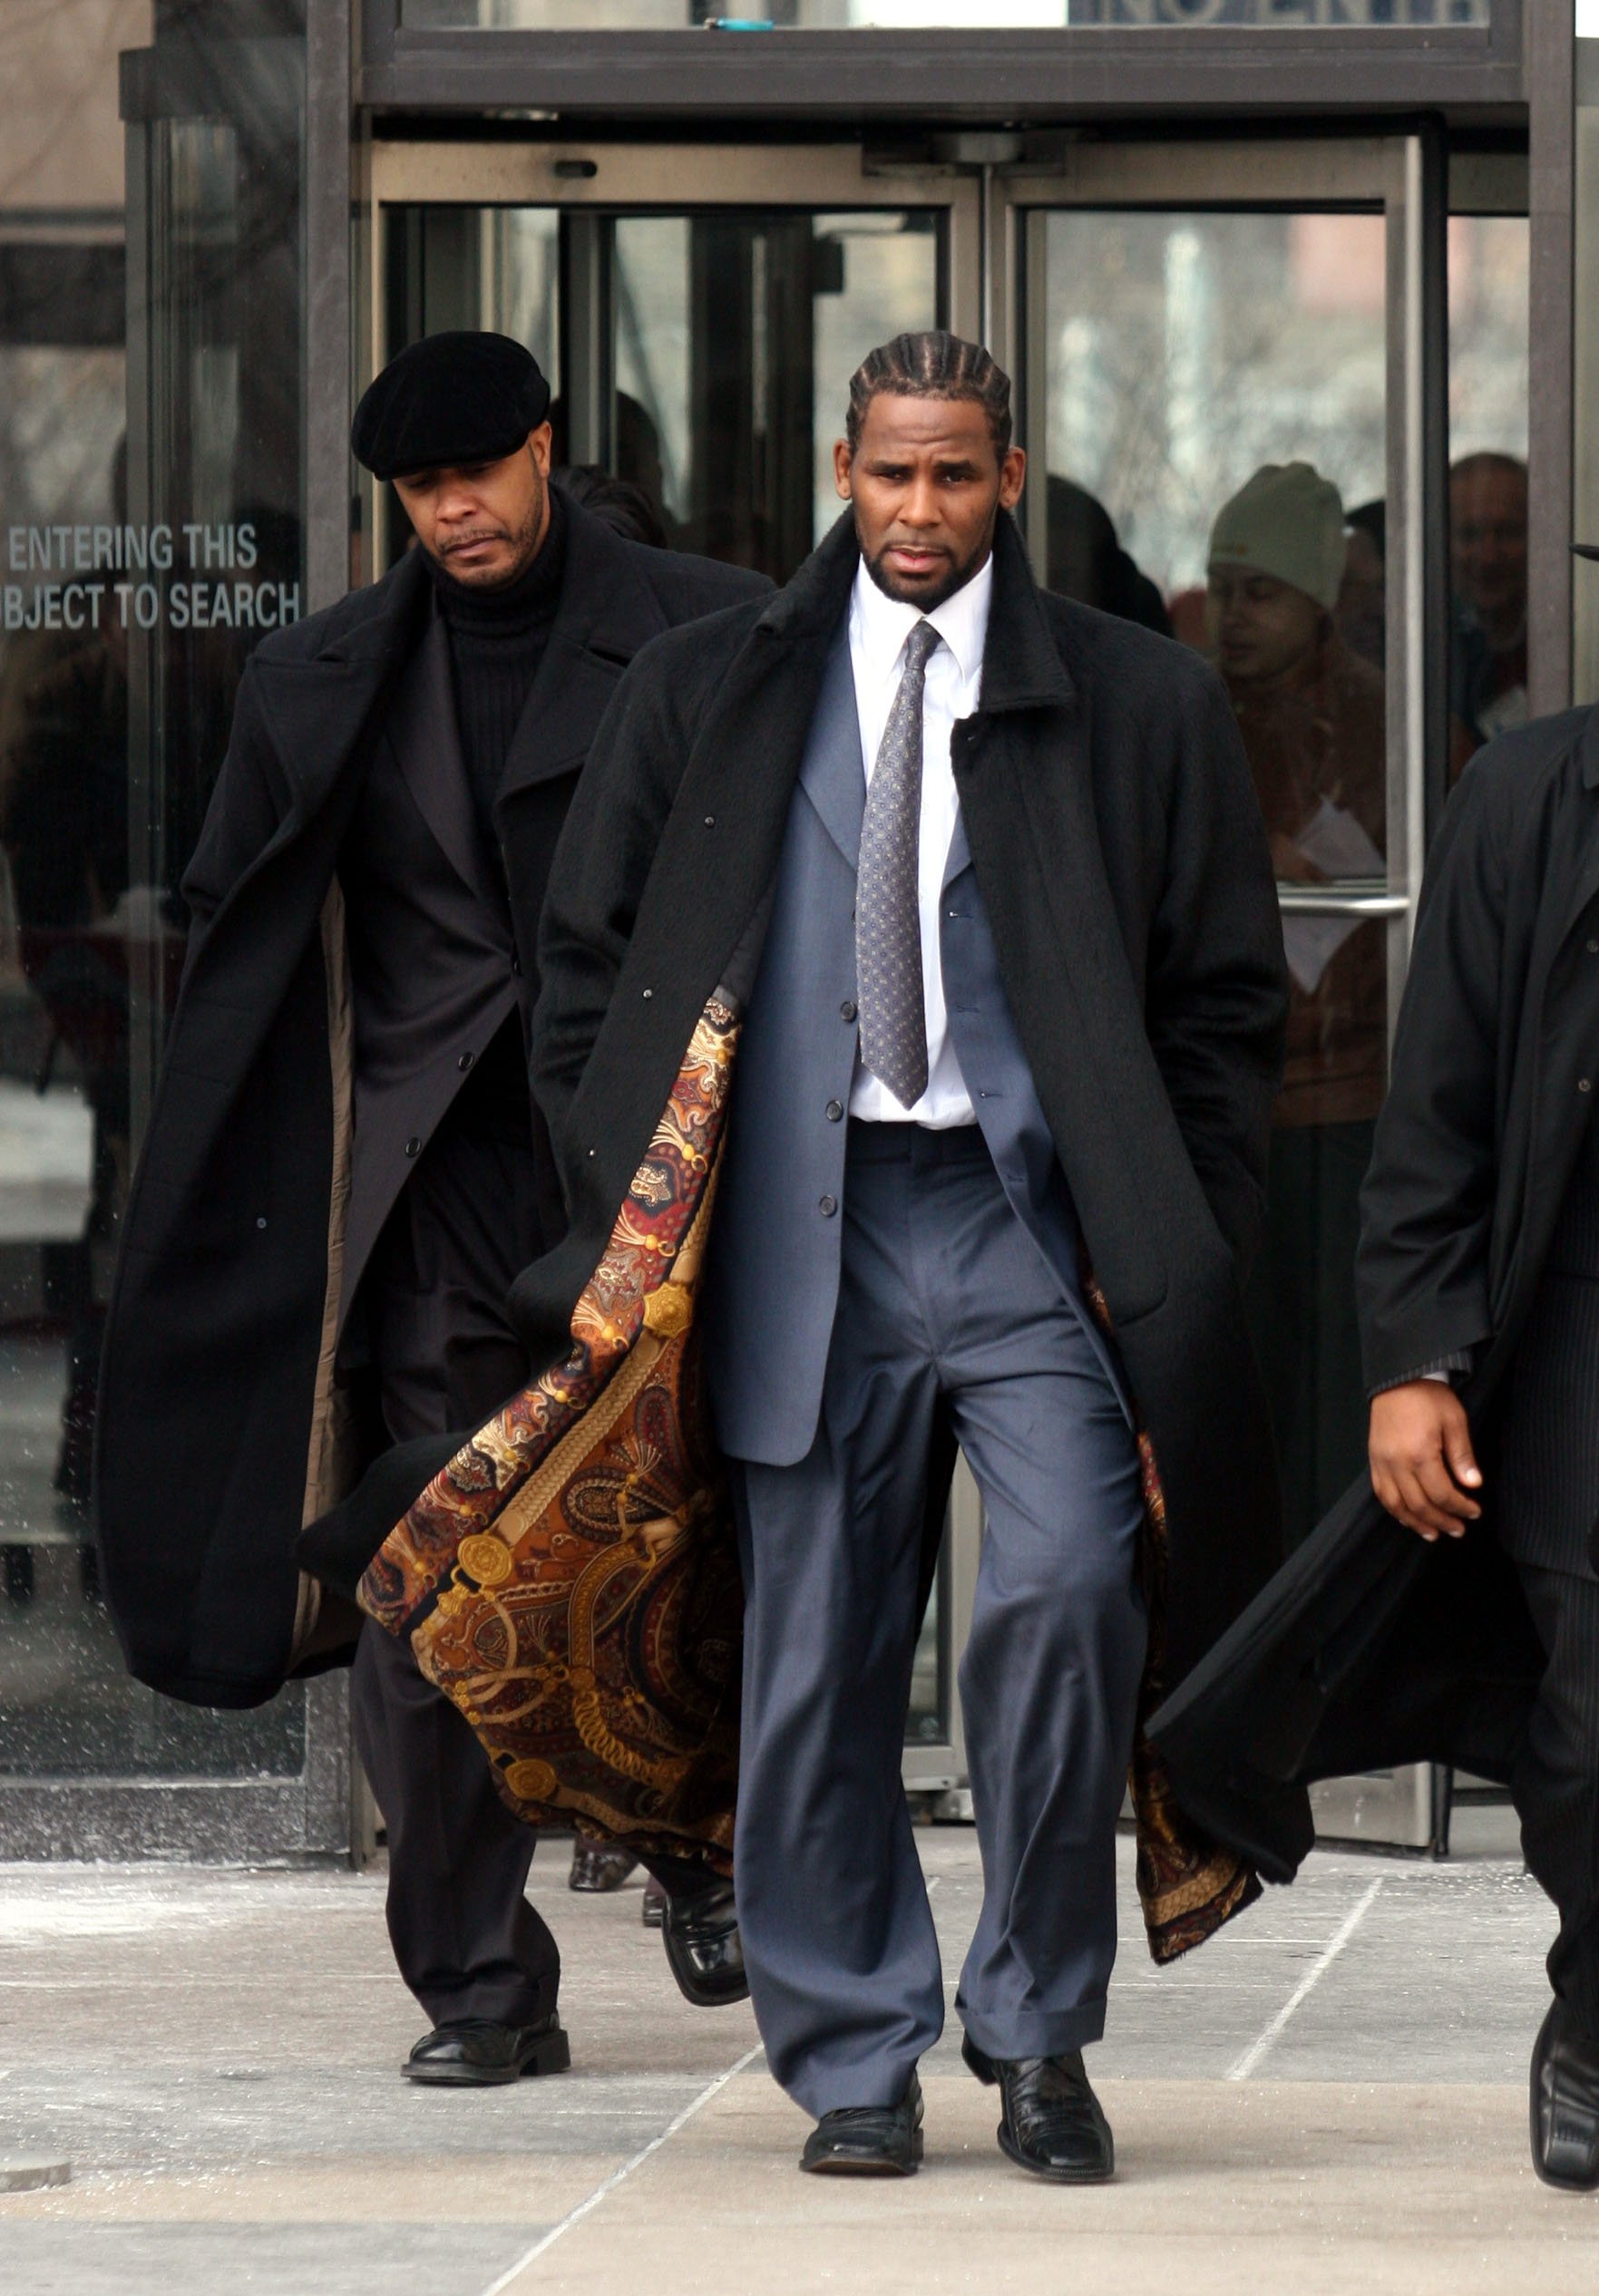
[
  {"xmin": 349, "ymin": 1085, "xmax": 559, "ymax": 2030},
  {"xmin": 727, "ymin": 1124, "xmax": 1147, "ymax": 2119},
  {"xmin": 1513, "ymin": 1561, "xmax": 1599, "ymax": 2044}
]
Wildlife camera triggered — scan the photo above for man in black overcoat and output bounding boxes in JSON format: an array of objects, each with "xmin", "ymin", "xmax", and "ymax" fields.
[
  {"xmin": 525, "ymin": 334, "xmax": 1287, "ymax": 2180},
  {"xmin": 95, "ymin": 332, "xmax": 765, "ymax": 2085},
  {"xmin": 1151, "ymin": 693, "xmax": 1599, "ymax": 2190}
]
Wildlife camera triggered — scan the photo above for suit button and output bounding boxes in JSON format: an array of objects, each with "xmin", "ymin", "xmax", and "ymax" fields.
[
  {"xmin": 840, "ymin": 999, "xmax": 857, "ymax": 1023},
  {"xmin": 825, "ymin": 1100, "xmax": 843, "ymax": 1122},
  {"xmin": 819, "ymin": 1195, "xmax": 838, "ymax": 1217},
  {"xmin": 405, "ymin": 1136, "xmax": 423, "ymax": 1157},
  {"xmin": 458, "ymin": 1051, "xmax": 475, "ymax": 1071},
  {"xmin": 1581, "ymin": 1080, "xmax": 1594, "ymax": 1094},
  {"xmin": 1588, "ymin": 939, "xmax": 1599, "ymax": 955}
]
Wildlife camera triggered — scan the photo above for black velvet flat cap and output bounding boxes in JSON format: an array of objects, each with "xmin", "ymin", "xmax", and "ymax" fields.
[{"xmin": 351, "ymin": 331, "xmax": 551, "ymax": 481}]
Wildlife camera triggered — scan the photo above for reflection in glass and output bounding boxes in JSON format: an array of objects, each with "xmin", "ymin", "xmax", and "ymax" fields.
[
  {"xmin": 1038, "ymin": 207, "xmax": 1389, "ymax": 1547},
  {"xmin": 1448, "ymin": 210, "xmax": 1529, "ymax": 766},
  {"xmin": 0, "ymin": 4, "xmax": 307, "ymax": 1788}
]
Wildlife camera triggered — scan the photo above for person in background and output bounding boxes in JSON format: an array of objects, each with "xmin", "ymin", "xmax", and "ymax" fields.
[
  {"xmin": 1450, "ymin": 450, "xmax": 1529, "ymax": 753},
  {"xmin": 1044, "ymin": 475, "xmax": 1173, "ymax": 637},
  {"xmin": 1336, "ymin": 498, "xmax": 1386, "ymax": 671},
  {"xmin": 1207, "ymin": 462, "xmax": 1387, "ymax": 1547}
]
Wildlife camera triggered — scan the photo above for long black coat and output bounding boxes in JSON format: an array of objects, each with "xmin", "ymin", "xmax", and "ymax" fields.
[
  {"xmin": 97, "ymin": 503, "xmax": 766, "ymax": 1708},
  {"xmin": 521, "ymin": 510, "xmax": 1290, "ymax": 1696},
  {"xmin": 1149, "ymin": 708, "xmax": 1599, "ymax": 1880}
]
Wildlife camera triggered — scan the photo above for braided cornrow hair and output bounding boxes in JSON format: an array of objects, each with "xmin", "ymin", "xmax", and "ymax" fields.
[{"xmin": 845, "ymin": 332, "xmax": 1013, "ymax": 457}]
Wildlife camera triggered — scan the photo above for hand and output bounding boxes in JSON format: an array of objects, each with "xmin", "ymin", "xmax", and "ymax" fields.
[{"xmin": 1368, "ymin": 1381, "xmax": 1482, "ymax": 1542}]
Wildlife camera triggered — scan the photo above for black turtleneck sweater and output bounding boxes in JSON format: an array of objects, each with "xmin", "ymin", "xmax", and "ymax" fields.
[{"xmin": 428, "ymin": 484, "xmax": 568, "ymax": 849}]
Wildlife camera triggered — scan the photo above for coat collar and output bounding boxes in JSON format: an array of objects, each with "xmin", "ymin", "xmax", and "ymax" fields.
[
  {"xmin": 497, "ymin": 497, "xmax": 673, "ymax": 803},
  {"xmin": 756, "ymin": 506, "xmax": 1072, "ymax": 719},
  {"xmin": 247, "ymin": 497, "xmax": 673, "ymax": 818},
  {"xmin": 383, "ymin": 607, "xmax": 507, "ymax": 918}
]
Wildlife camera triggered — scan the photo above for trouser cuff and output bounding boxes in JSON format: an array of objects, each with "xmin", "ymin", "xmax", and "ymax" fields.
[{"xmin": 958, "ymin": 1997, "xmax": 1107, "ymax": 2065}]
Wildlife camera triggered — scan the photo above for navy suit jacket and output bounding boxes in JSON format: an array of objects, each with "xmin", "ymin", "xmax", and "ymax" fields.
[{"xmin": 701, "ymin": 621, "xmax": 1127, "ymax": 1467}]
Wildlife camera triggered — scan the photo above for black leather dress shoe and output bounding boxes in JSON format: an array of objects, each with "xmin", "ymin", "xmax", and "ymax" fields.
[
  {"xmin": 963, "ymin": 2036, "xmax": 1115, "ymax": 2183},
  {"xmin": 660, "ymin": 1879, "xmax": 750, "ymax": 2007},
  {"xmin": 1531, "ymin": 1999, "xmax": 1599, "ymax": 2190},
  {"xmin": 403, "ymin": 2014, "xmax": 571, "ymax": 2087},
  {"xmin": 569, "ymin": 1837, "xmax": 639, "ymax": 1892},
  {"xmin": 800, "ymin": 2072, "xmax": 923, "ymax": 2176}
]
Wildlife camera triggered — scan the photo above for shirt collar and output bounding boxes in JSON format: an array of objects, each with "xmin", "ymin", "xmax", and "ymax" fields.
[{"xmin": 850, "ymin": 550, "xmax": 993, "ymax": 688}]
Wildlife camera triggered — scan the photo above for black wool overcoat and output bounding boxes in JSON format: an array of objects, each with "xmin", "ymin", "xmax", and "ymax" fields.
[
  {"xmin": 518, "ymin": 510, "xmax": 1291, "ymax": 1698},
  {"xmin": 97, "ymin": 501, "xmax": 767, "ymax": 1708},
  {"xmin": 1150, "ymin": 709, "xmax": 1599, "ymax": 1881}
]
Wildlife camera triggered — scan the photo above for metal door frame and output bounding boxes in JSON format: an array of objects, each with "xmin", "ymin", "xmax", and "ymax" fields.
[
  {"xmin": 360, "ymin": 139, "xmax": 982, "ymax": 574},
  {"xmin": 990, "ymin": 136, "xmax": 1447, "ymax": 1850}
]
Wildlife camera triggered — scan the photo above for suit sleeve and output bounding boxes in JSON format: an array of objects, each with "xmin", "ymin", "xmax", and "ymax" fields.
[
  {"xmin": 531, "ymin": 646, "xmax": 697, "ymax": 1169},
  {"xmin": 178, "ymin": 663, "xmax": 293, "ymax": 951},
  {"xmin": 1145, "ymin": 668, "xmax": 1289, "ymax": 1277},
  {"xmin": 1356, "ymin": 765, "xmax": 1506, "ymax": 1391}
]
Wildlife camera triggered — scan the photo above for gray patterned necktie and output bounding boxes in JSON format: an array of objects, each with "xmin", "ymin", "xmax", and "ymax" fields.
[{"xmin": 857, "ymin": 618, "xmax": 942, "ymax": 1109}]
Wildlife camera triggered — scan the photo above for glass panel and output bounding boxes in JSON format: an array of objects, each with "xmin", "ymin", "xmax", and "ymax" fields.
[
  {"xmin": 402, "ymin": 1, "xmax": 1491, "ymax": 28},
  {"xmin": 1037, "ymin": 207, "xmax": 1389, "ymax": 1548},
  {"xmin": 1448, "ymin": 216, "xmax": 1529, "ymax": 767},
  {"xmin": 0, "ymin": 3, "xmax": 308, "ymax": 1785},
  {"xmin": 385, "ymin": 204, "xmax": 940, "ymax": 582}
]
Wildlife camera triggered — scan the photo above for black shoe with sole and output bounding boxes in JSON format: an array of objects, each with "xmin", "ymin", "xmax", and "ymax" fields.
[
  {"xmin": 403, "ymin": 2013, "xmax": 571, "ymax": 2087},
  {"xmin": 661, "ymin": 1879, "xmax": 750, "ymax": 2006},
  {"xmin": 1531, "ymin": 1999, "xmax": 1599, "ymax": 2191},
  {"xmin": 569, "ymin": 1839, "xmax": 639, "ymax": 1892},
  {"xmin": 800, "ymin": 2071, "xmax": 924, "ymax": 2176},
  {"xmin": 963, "ymin": 2035, "xmax": 1115, "ymax": 2183}
]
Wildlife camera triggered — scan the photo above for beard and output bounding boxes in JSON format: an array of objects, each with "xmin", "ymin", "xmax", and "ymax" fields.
[
  {"xmin": 862, "ymin": 519, "xmax": 993, "ymax": 611},
  {"xmin": 435, "ymin": 472, "xmax": 548, "ymax": 589}
]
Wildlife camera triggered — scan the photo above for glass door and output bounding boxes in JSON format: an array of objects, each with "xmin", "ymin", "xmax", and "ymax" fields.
[{"xmin": 998, "ymin": 140, "xmax": 1441, "ymax": 1848}]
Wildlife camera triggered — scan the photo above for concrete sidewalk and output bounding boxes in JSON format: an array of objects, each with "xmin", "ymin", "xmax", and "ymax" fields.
[{"xmin": 0, "ymin": 1821, "xmax": 1594, "ymax": 2294}]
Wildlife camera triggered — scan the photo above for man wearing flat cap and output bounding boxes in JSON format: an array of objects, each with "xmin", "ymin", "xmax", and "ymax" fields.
[{"xmin": 96, "ymin": 332, "xmax": 767, "ymax": 2083}]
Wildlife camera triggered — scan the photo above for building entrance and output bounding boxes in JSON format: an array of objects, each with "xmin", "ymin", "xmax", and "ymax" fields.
[{"xmin": 366, "ymin": 130, "xmax": 1463, "ymax": 1843}]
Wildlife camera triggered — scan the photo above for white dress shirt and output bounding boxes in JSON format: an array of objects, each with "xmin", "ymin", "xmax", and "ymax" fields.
[{"xmin": 847, "ymin": 552, "xmax": 991, "ymax": 1128}]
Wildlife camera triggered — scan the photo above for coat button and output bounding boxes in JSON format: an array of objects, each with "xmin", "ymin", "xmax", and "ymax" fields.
[
  {"xmin": 1582, "ymin": 1081, "xmax": 1594, "ymax": 1095},
  {"xmin": 256, "ymin": 1217, "xmax": 268, "ymax": 1231},
  {"xmin": 642, "ymin": 987, "xmax": 653, "ymax": 1000},
  {"xmin": 1588, "ymin": 939, "xmax": 1599, "ymax": 955},
  {"xmin": 405, "ymin": 1136, "xmax": 422, "ymax": 1156},
  {"xmin": 458, "ymin": 1051, "xmax": 475, "ymax": 1071},
  {"xmin": 704, "ymin": 814, "xmax": 716, "ymax": 826},
  {"xmin": 840, "ymin": 999, "xmax": 857, "ymax": 1023},
  {"xmin": 819, "ymin": 1194, "xmax": 838, "ymax": 1217},
  {"xmin": 825, "ymin": 1100, "xmax": 843, "ymax": 1122}
]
